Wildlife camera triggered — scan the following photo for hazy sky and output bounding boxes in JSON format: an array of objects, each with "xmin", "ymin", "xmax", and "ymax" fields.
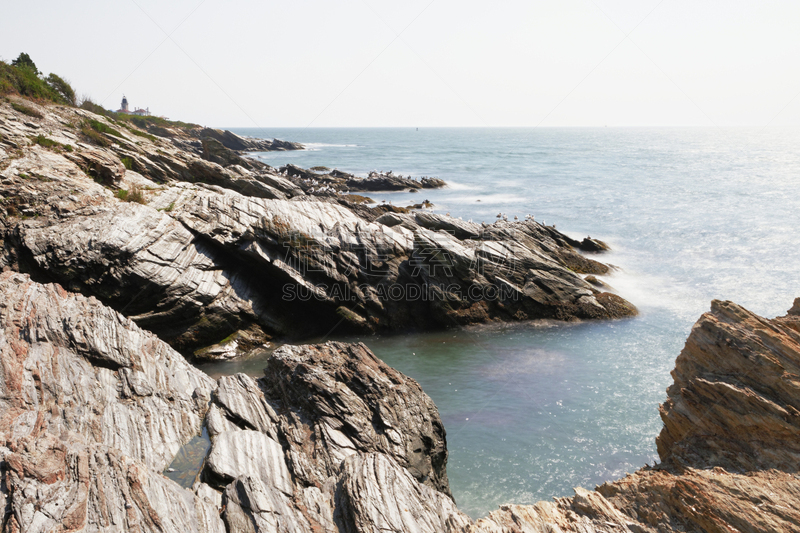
[{"xmin": 2, "ymin": 1, "xmax": 799, "ymax": 128}]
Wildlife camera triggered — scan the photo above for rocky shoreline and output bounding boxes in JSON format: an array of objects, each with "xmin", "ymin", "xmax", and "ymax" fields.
[
  {"xmin": 2, "ymin": 271, "xmax": 800, "ymax": 532},
  {"xmin": 0, "ymin": 97, "xmax": 635, "ymax": 360},
  {"xmin": 4, "ymin": 95, "xmax": 798, "ymax": 533}
]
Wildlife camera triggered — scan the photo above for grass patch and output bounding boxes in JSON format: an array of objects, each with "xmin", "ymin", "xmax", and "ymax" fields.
[
  {"xmin": 80, "ymin": 119, "xmax": 124, "ymax": 147},
  {"xmin": 11, "ymin": 101, "xmax": 42, "ymax": 118},
  {"xmin": 80, "ymin": 124, "xmax": 110, "ymax": 147},
  {"xmin": 87, "ymin": 119, "xmax": 123, "ymax": 138},
  {"xmin": 124, "ymin": 125, "xmax": 158, "ymax": 142},
  {"xmin": 121, "ymin": 157, "xmax": 133, "ymax": 170},
  {"xmin": 31, "ymin": 134, "xmax": 73, "ymax": 152},
  {"xmin": 116, "ymin": 186, "xmax": 146, "ymax": 204},
  {"xmin": 117, "ymin": 114, "xmax": 199, "ymax": 131}
]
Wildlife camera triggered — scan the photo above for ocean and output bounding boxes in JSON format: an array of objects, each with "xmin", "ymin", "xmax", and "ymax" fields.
[{"xmin": 204, "ymin": 126, "xmax": 800, "ymax": 518}]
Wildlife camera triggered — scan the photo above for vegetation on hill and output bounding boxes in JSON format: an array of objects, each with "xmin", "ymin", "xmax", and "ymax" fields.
[
  {"xmin": 3, "ymin": 52, "xmax": 197, "ymax": 131},
  {"xmin": 1, "ymin": 53, "xmax": 76, "ymax": 105}
]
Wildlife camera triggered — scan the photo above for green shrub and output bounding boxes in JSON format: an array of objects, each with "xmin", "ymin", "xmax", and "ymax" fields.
[
  {"xmin": 11, "ymin": 53, "xmax": 38, "ymax": 74},
  {"xmin": 11, "ymin": 101, "xmax": 42, "ymax": 118},
  {"xmin": 116, "ymin": 186, "xmax": 146, "ymax": 204},
  {"xmin": 80, "ymin": 99, "xmax": 110, "ymax": 116},
  {"xmin": 87, "ymin": 119, "xmax": 122, "ymax": 138},
  {"xmin": 0, "ymin": 57, "xmax": 73, "ymax": 105},
  {"xmin": 32, "ymin": 134, "xmax": 57, "ymax": 148},
  {"xmin": 45, "ymin": 74, "xmax": 76, "ymax": 106},
  {"xmin": 80, "ymin": 124, "xmax": 110, "ymax": 147},
  {"xmin": 121, "ymin": 157, "xmax": 133, "ymax": 170}
]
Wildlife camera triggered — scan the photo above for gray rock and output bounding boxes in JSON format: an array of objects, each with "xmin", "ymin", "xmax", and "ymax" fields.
[
  {"xmin": 0, "ymin": 272, "xmax": 222, "ymax": 532},
  {"xmin": 334, "ymin": 453, "xmax": 472, "ymax": 533}
]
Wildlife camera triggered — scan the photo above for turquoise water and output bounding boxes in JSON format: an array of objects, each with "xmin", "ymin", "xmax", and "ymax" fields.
[{"xmin": 217, "ymin": 127, "xmax": 800, "ymax": 517}]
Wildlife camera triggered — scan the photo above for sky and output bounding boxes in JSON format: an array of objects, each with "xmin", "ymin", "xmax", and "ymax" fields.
[{"xmin": 2, "ymin": 0, "xmax": 799, "ymax": 128}]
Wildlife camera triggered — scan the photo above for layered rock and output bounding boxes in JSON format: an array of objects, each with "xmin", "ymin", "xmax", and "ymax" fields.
[
  {"xmin": 281, "ymin": 164, "xmax": 447, "ymax": 193},
  {"xmin": 201, "ymin": 341, "xmax": 464, "ymax": 532},
  {"xmin": 0, "ymin": 271, "xmax": 223, "ymax": 532},
  {"xmin": 471, "ymin": 298, "xmax": 800, "ymax": 533},
  {"xmin": 2, "ymin": 259, "xmax": 800, "ymax": 532},
  {"xmin": 1, "ymin": 97, "xmax": 635, "ymax": 358}
]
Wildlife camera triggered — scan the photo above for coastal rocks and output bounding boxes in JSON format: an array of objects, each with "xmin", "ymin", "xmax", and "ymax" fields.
[
  {"xmin": 2, "ymin": 434, "xmax": 224, "ymax": 533},
  {"xmin": 472, "ymin": 298, "xmax": 800, "ymax": 533},
  {"xmin": 201, "ymin": 341, "xmax": 457, "ymax": 533},
  {"xmin": 196, "ymin": 127, "xmax": 303, "ymax": 153},
  {"xmin": 263, "ymin": 342, "xmax": 451, "ymax": 495},
  {"xmin": 335, "ymin": 453, "xmax": 471, "ymax": 533},
  {"xmin": 0, "ymin": 272, "xmax": 223, "ymax": 532},
  {"xmin": 656, "ymin": 298, "xmax": 800, "ymax": 471},
  {"xmin": 280, "ymin": 164, "xmax": 446, "ymax": 193},
  {"xmin": 65, "ymin": 147, "xmax": 126, "ymax": 184},
  {"xmin": 2, "ymin": 98, "xmax": 635, "ymax": 356}
]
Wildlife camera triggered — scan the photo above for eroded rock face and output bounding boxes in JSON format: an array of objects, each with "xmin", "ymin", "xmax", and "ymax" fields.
[
  {"xmin": 472, "ymin": 298, "xmax": 800, "ymax": 533},
  {"xmin": 334, "ymin": 453, "xmax": 471, "ymax": 533},
  {"xmin": 201, "ymin": 341, "xmax": 458, "ymax": 532},
  {"xmin": 0, "ymin": 272, "xmax": 223, "ymax": 532},
  {"xmin": 2, "ymin": 98, "xmax": 635, "ymax": 358}
]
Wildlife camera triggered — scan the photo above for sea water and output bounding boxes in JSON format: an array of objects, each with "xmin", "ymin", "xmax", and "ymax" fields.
[{"xmin": 205, "ymin": 127, "xmax": 800, "ymax": 518}]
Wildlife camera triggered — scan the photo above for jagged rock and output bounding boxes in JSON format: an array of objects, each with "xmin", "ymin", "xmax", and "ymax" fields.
[
  {"xmin": 221, "ymin": 475, "xmax": 316, "ymax": 533},
  {"xmin": 335, "ymin": 453, "xmax": 472, "ymax": 533},
  {"xmin": 202, "ymin": 136, "xmax": 250, "ymax": 167},
  {"xmin": 472, "ymin": 298, "xmax": 800, "ymax": 533},
  {"xmin": 0, "ymin": 271, "xmax": 214, "ymax": 469},
  {"xmin": 2, "ymin": 434, "xmax": 224, "ymax": 533},
  {"xmin": 2, "ymin": 98, "xmax": 634, "ymax": 355},
  {"xmin": 264, "ymin": 342, "xmax": 452, "ymax": 495},
  {"xmin": 197, "ymin": 128, "xmax": 303, "ymax": 152},
  {"xmin": 205, "ymin": 430, "xmax": 292, "ymax": 494},
  {"xmin": 203, "ymin": 341, "xmax": 459, "ymax": 532},
  {"xmin": 280, "ymin": 164, "xmax": 446, "ymax": 193},
  {"xmin": 0, "ymin": 272, "xmax": 223, "ymax": 532},
  {"xmin": 657, "ymin": 298, "xmax": 800, "ymax": 471},
  {"xmin": 63, "ymin": 147, "xmax": 126, "ymax": 183}
]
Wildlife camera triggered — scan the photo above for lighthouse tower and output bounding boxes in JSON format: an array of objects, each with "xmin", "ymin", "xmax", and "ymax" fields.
[{"xmin": 120, "ymin": 95, "xmax": 129, "ymax": 113}]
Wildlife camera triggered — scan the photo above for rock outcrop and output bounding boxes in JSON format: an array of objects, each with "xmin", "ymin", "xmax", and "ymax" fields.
[
  {"xmin": 471, "ymin": 298, "xmax": 800, "ymax": 533},
  {"xmin": 0, "ymin": 271, "xmax": 224, "ymax": 532},
  {"xmin": 280, "ymin": 164, "xmax": 446, "ymax": 193},
  {"xmin": 1, "ymin": 97, "xmax": 635, "ymax": 358},
  {"xmin": 202, "ymin": 341, "xmax": 464, "ymax": 532},
  {"xmin": 3, "ymin": 261, "xmax": 800, "ymax": 532}
]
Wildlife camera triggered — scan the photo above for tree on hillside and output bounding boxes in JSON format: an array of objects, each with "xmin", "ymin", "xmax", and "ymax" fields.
[
  {"xmin": 46, "ymin": 73, "xmax": 76, "ymax": 105},
  {"xmin": 12, "ymin": 53, "xmax": 38, "ymax": 75}
]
